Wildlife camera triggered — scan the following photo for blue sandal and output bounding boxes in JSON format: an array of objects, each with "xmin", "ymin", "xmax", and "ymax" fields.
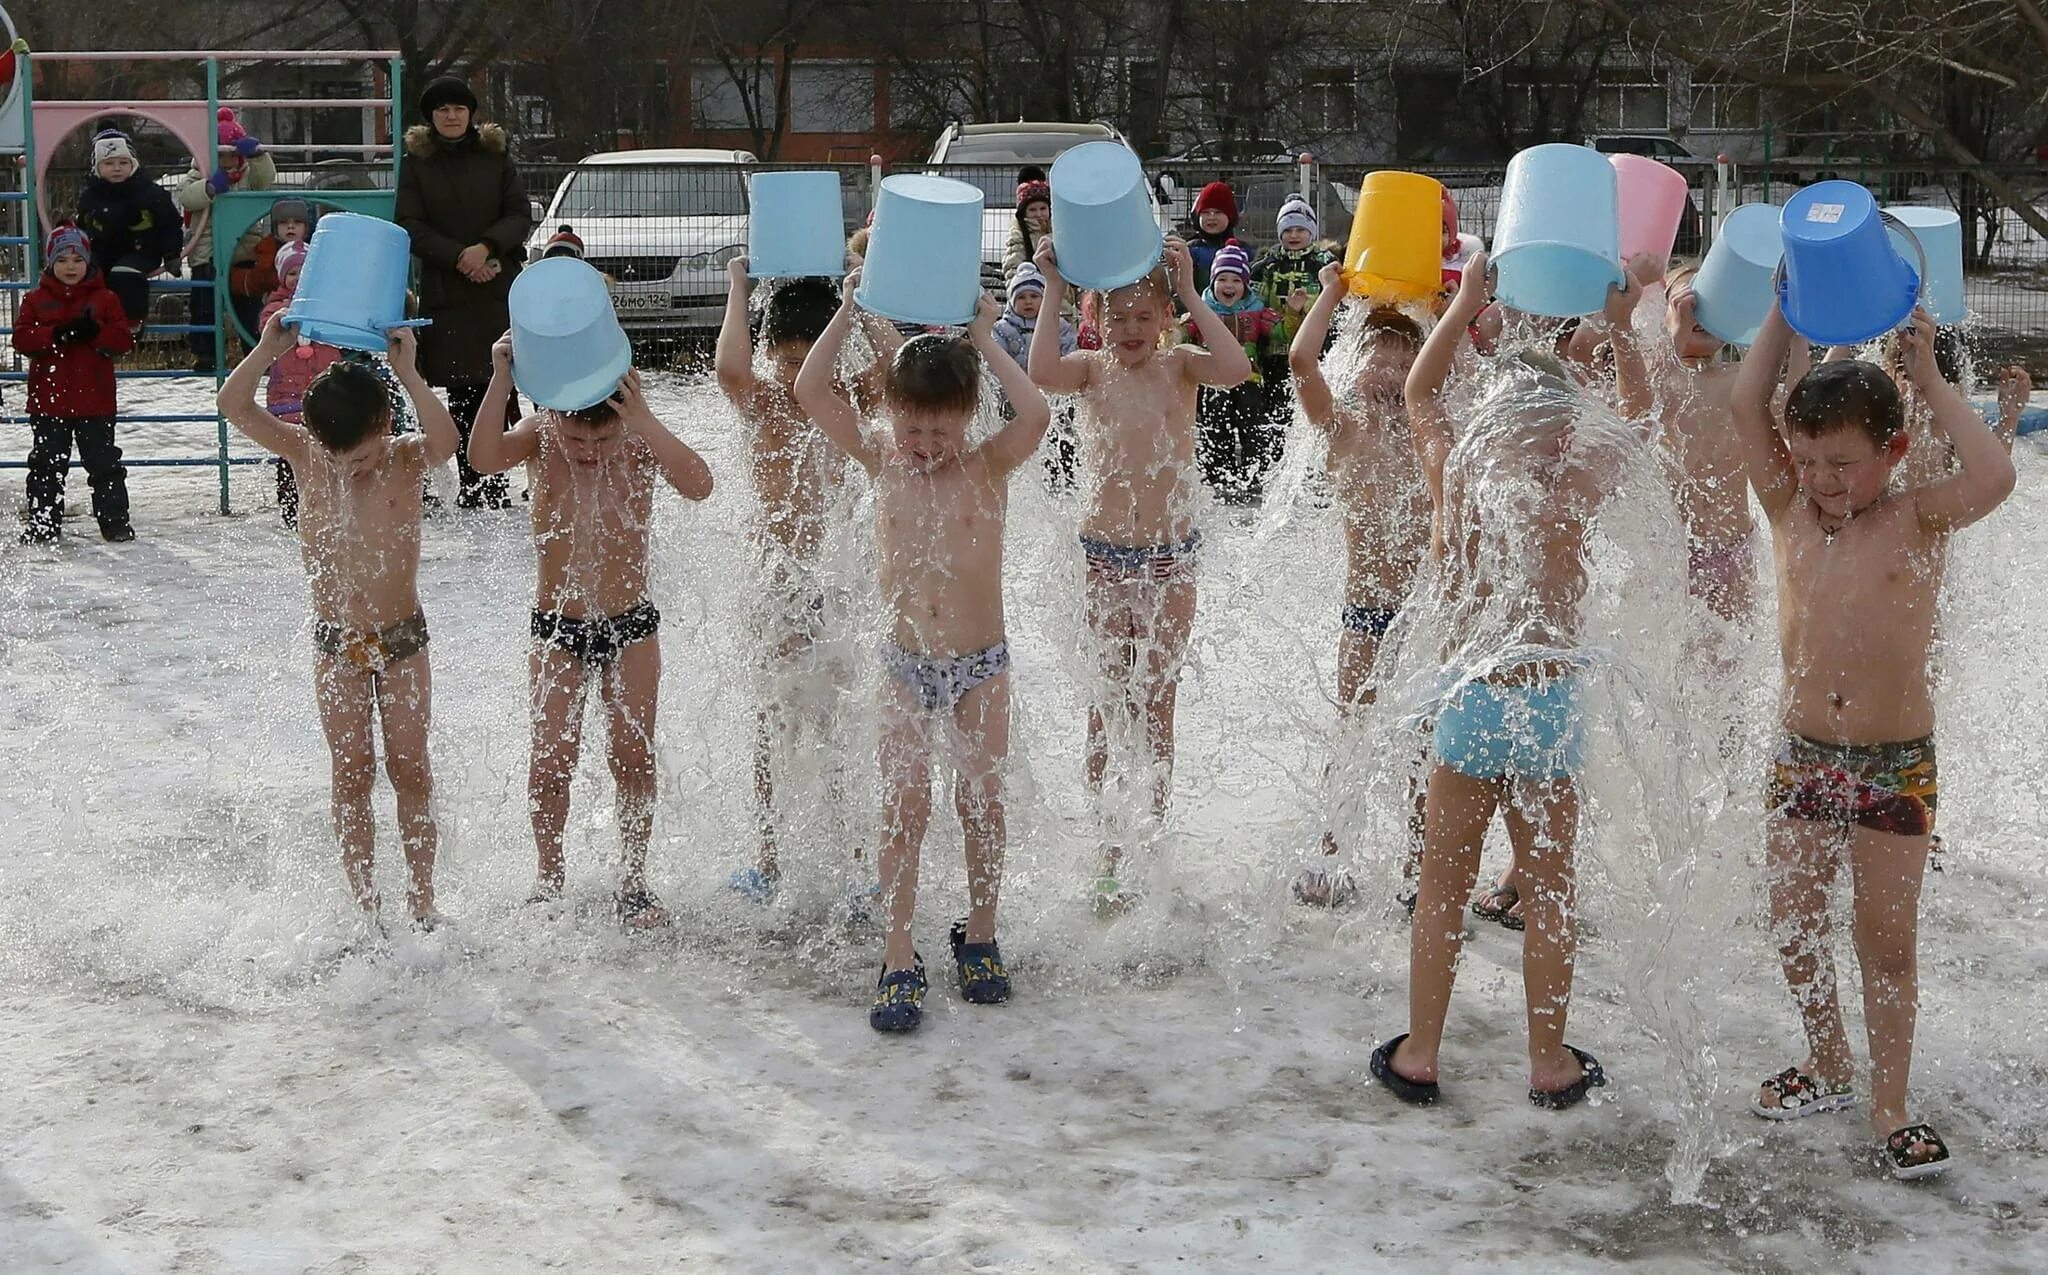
[
  {"xmin": 950, "ymin": 920, "xmax": 1011, "ymax": 1005},
  {"xmin": 869, "ymin": 955, "xmax": 927, "ymax": 1033}
]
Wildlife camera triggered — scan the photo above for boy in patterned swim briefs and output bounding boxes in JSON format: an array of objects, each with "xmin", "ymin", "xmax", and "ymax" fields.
[
  {"xmin": 1734, "ymin": 303, "xmax": 2014, "ymax": 1181},
  {"xmin": 795, "ymin": 272, "xmax": 1052, "ymax": 1033}
]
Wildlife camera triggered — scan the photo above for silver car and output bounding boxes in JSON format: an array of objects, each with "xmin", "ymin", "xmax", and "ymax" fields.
[{"xmin": 524, "ymin": 148, "xmax": 757, "ymax": 331}]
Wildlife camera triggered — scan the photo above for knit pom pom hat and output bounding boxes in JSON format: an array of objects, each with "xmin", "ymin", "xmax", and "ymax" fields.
[
  {"xmin": 216, "ymin": 107, "xmax": 249, "ymax": 147},
  {"xmin": 1209, "ymin": 243, "xmax": 1251, "ymax": 280}
]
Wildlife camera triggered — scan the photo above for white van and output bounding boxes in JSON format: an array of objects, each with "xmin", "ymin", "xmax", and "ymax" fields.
[{"xmin": 524, "ymin": 148, "xmax": 757, "ymax": 331}]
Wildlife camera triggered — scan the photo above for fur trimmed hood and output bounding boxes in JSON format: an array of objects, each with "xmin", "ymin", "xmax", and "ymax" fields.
[{"xmin": 405, "ymin": 122, "xmax": 508, "ymax": 159}]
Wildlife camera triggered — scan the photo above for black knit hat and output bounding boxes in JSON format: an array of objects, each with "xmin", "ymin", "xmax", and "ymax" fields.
[{"xmin": 418, "ymin": 76, "xmax": 479, "ymax": 121}]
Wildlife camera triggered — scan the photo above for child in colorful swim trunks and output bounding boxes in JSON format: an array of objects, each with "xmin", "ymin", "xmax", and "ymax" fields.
[
  {"xmin": 220, "ymin": 317, "xmax": 461, "ymax": 930},
  {"xmin": 1287, "ymin": 262, "xmax": 1428, "ymax": 906},
  {"xmin": 470, "ymin": 342, "xmax": 715, "ymax": 930},
  {"xmin": 717, "ymin": 260, "xmax": 898, "ymax": 904},
  {"xmin": 1027, "ymin": 235, "xmax": 1253, "ymax": 909},
  {"xmin": 1371, "ymin": 251, "xmax": 1648, "ymax": 1112},
  {"xmin": 794, "ymin": 273, "xmax": 1052, "ymax": 1033},
  {"xmin": 1733, "ymin": 304, "xmax": 2013, "ymax": 1180}
]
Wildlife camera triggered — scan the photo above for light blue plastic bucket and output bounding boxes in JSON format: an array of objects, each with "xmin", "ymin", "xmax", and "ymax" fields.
[
  {"xmin": 1884, "ymin": 205, "xmax": 1965, "ymax": 324},
  {"xmin": 1777, "ymin": 181, "xmax": 1920, "ymax": 347},
  {"xmin": 508, "ymin": 257, "xmax": 632, "ymax": 411},
  {"xmin": 1691, "ymin": 203, "xmax": 1784, "ymax": 347},
  {"xmin": 748, "ymin": 170, "xmax": 846, "ymax": 279},
  {"xmin": 854, "ymin": 174, "xmax": 983, "ymax": 326},
  {"xmin": 1049, "ymin": 141, "xmax": 1163, "ymax": 291},
  {"xmin": 282, "ymin": 212, "xmax": 428, "ymax": 353},
  {"xmin": 1490, "ymin": 144, "xmax": 1623, "ymax": 317}
]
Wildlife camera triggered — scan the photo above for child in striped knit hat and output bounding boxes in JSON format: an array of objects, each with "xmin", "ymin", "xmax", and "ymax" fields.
[{"xmin": 1185, "ymin": 243, "xmax": 1278, "ymax": 504}]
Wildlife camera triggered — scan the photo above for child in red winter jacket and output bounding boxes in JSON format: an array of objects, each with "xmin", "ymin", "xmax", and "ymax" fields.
[
  {"xmin": 259, "ymin": 239, "xmax": 342, "ymax": 526},
  {"xmin": 18, "ymin": 225, "xmax": 135, "ymax": 544}
]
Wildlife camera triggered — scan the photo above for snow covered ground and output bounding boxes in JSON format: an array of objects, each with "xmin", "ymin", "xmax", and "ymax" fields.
[{"xmin": 3, "ymin": 373, "xmax": 2048, "ymax": 1273}]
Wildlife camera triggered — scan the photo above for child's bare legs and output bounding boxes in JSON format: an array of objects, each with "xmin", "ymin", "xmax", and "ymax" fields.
[
  {"xmin": 1319, "ymin": 627, "xmax": 1380, "ymax": 858},
  {"xmin": 1505, "ymin": 776, "xmax": 1583, "ymax": 1092},
  {"xmin": 314, "ymin": 657, "xmax": 380, "ymax": 914},
  {"xmin": 528, "ymin": 648, "xmax": 591, "ymax": 896},
  {"xmin": 1084, "ymin": 577, "xmax": 1137, "ymax": 868},
  {"xmin": 601, "ymin": 638, "xmax": 663, "ymax": 925},
  {"xmin": 1849, "ymin": 825, "xmax": 1929, "ymax": 1139},
  {"xmin": 953, "ymin": 672, "xmax": 1011, "ymax": 946},
  {"xmin": 877, "ymin": 681, "xmax": 933, "ymax": 972},
  {"xmin": 1764, "ymin": 816, "xmax": 1855, "ymax": 1099},
  {"xmin": 1141, "ymin": 577, "xmax": 1197, "ymax": 817},
  {"xmin": 374, "ymin": 654, "xmax": 438, "ymax": 918},
  {"xmin": 1390, "ymin": 763, "xmax": 1500, "ymax": 1083},
  {"xmin": 752, "ymin": 707, "xmax": 780, "ymax": 877}
]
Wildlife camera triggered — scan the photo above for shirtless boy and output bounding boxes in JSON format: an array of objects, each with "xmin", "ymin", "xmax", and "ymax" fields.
[
  {"xmin": 470, "ymin": 345, "xmax": 714, "ymax": 929},
  {"xmin": 1287, "ymin": 263, "xmax": 1428, "ymax": 907},
  {"xmin": 1373, "ymin": 252, "xmax": 1647, "ymax": 1111},
  {"xmin": 1735, "ymin": 304, "xmax": 2013, "ymax": 1180},
  {"xmin": 715, "ymin": 259, "xmax": 896, "ymax": 902},
  {"xmin": 220, "ymin": 316, "xmax": 460, "ymax": 929},
  {"xmin": 1657, "ymin": 266, "xmax": 1757, "ymax": 624},
  {"xmin": 1027, "ymin": 236, "xmax": 1253, "ymax": 910},
  {"xmin": 795, "ymin": 276, "xmax": 1052, "ymax": 1033}
]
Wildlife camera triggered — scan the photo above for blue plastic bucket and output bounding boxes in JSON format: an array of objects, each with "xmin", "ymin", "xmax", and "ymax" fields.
[
  {"xmin": 1490, "ymin": 144, "xmax": 1623, "ymax": 318},
  {"xmin": 282, "ymin": 212, "xmax": 427, "ymax": 353},
  {"xmin": 748, "ymin": 170, "xmax": 846, "ymax": 279},
  {"xmin": 1691, "ymin": 203, "xmax": 1784, "ymax": 347},
  {"xmin": 1884, "ymin": 205, "xmax": 1965, "ymax": 324},
  {"xmin": 508, "ymin": 257, "xmax": 632, "ymax": 411},
  {"xmin": 854, "ymin": 174, "xmax": 983, "ymax": 326},
  {"xmin": 1777, "ymin": 181, "xmax": 1920, "ymax": 347},
  {"xmin": 1049, "ymin": 141, "xmax": 1164, "ymax": 291}
]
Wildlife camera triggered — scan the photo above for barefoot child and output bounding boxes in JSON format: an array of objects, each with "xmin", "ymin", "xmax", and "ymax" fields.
[
  {"xmin": 1734, "ymin": 305, "xmax": 2014, "ymax": 1180},
  {"xmin": 1028, "ymin": 236, "xmax": 1254, "ymax": 910},
  {"xmin": 470, "ymin": 346, "xmax": 714, "ymax": 929},
  {"xmin": 794, "ymin": 277, "xmax": 1053, "ymax": 1032},
  {"xmin": 715, "ymin": 258, "xmax": 893, "ymax": 902},
  {"xmin": 219, "ymin": 316, "xmax": 460, "ymax": 928},
  {"xmin": 1286, "ymin": 264, "xmax": 1427, "ymax": 906},
  {"xmin": 1372, "ymin": 252, "xmax": 1648, "ymax": 1110}
]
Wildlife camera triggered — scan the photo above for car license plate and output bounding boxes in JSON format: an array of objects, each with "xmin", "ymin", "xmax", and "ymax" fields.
[{"xmin": 611, "ymin": 291, "xmax": 670, "ymax": 313}]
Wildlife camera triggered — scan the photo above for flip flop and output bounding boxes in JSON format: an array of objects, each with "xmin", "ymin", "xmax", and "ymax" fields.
[
  {"xmin": 1529, "ymin": 1044, "xmax": 1606, "ymax": 1110},
  {"xmin": 1880, "ymin": 1122, "xmax": 1953, "ymax": 1181},
  {"xmin": 1470, "ymin": 883, "xmax": 1525, "ymax": 932},
  {"xmin": 1750, "ymin": 1064, "xmax": 1855, "ymax": 1120},
  {"xmin": 1369, "ymin": 1033, "xmax": 1441, "ymax": 1106}
]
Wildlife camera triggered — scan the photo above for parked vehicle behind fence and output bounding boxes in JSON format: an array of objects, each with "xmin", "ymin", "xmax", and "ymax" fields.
[{"xmin": 926, "ymin": 121, "xmax": 1143, "ymax": 287}]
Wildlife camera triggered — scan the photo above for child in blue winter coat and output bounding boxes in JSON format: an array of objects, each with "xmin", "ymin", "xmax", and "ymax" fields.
[{"xmin": 994, "ymin": 263, "xmax": 1080, "ymax": 489}]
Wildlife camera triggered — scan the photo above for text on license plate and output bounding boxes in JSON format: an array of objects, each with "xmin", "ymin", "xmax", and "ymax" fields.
[{"xmin": 611, "ymin": 291, "xmax": 671, "ymax": 312}]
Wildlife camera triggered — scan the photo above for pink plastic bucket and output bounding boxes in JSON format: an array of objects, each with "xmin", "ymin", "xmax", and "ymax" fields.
[{"xmin": 1610, "ymin": 154, "xmax": 1690, "ymax": 273}]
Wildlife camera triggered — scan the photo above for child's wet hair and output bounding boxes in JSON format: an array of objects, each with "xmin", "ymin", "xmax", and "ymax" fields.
[
  {"xmin": 301, "ymin": 362, "xmax": 391, "ymax": 452},
  {"xmin": 1786, "ymin": 360, "xmax": 1905, "ymax": 445},
  {"xmin": 1933, "ymin": 326, "xmax": 1966, "ymax": 385},
  {"xmin": 1360, "ymin": 307, "xmax": 1423, "ymax": 350},
  {"xmin": 759, "ymin": 277, "xmax": 840, "ymax": 348},
  {"xmin": 885, "ymin": 334, "xmax": 980, "ymax": 415},
  {"xmin": 1103, "ymin": 266, "xmax": 1171, "ymax": 310},
  {"xmin": 563, "ymin": 397, "xmax": 620, "ymax": 427}
]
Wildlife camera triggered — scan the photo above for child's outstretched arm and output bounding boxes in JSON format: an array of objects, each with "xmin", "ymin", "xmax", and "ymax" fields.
[
  {"xmin": 218, "ymin": 310, "xmax": 309, "ymax": 466},
  {"xmin": 714, "ymin": 255, "xmax": 758, "ymax": 407},
  {"xmin": 614, "ymin": 369, "xmax": 714, "ymax": 501},
  {"xmin": 385, "ymin": 328, "xmax": 460, "ymax": 468},
  {"xmin": 794, "ymin": 271, "xmax": 882, "ymax": 474},
  {"xmin": 1406, "ymin": 250, "xmax": 1490, "ymax": 507},
  {"xmin": 1731, "ymin": 304, "xmax": 1801, "ymax": 523},
  {"xmin": 1903, "ymin": 309, "xmax": 2017, "ymax": 532},
  {"xmin": 969, "ymin": 293, "xmax": 1053, "ymax": 475},
  {"xmin": 468, "ymin": 332, "xmax": 539, "ymax": 475},
  {"xmin": 1027, "ymin": 240, "xmax": 1092, "ymax": 394},
  {"xmin": 1601, "ymin": 265, "xmax": 1652, "ymax": 420},
  {"xmin": 1289, "ymin": 261, "xmax": 1347, "ymax": 430},
  {"xmin": 1170, "ymin": 236, "xmax": 1253, "ymax": 388}
]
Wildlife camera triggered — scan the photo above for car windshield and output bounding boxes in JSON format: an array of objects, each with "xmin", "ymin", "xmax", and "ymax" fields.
[
  {"xmin": 940, "ymin": 132, "xmax": 1105, "ymax": 166},
  {"xmin": 554, "ymin": 166, "xmax": 748, "ymax": 218}
]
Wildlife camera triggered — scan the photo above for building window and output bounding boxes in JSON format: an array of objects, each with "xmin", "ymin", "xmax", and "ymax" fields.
[
  {"xmin": 691, "ymin": 62, "xmax": 773, "ymax": 130},
  {"xmin": 1692, "ymin": 83, "xmax": 1761, "ymax": 130},
  {"xmin": 1305, "ymin": 68, "xmax": 1356, "ymax": 133},
  {"xmin": 791, "ymin": 62, "xmax": 875, "ymax": 134},
  {"xmin": 1596, "ymin": 81, "xmax": 1671, "ymax": 132}
]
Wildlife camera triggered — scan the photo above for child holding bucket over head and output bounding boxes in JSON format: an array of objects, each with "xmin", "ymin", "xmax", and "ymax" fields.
[
  {"xmin": 1030, "ymin": 235, "xmax": 1254, "ymax": 911},
  {"xmin": 1655, "ymin": 265, "xmax": 1759, "ymax": 626},
  {"xmin": 219, "ymin": 315, "xmax": 461, "ymax": 931},
  {"xmin": 793, "ymin": 271, "xmax": 1053, "ymax": 1033},
  {"xmin": 1371, "ymin": 250, "xmax": 1650, "ymax": 1111},
  {"xmin": 1733, "ymin": 303, "xmax": 2013, "ymax": 1180},
  {"xmin": 1286, "ymin": 262, "xmax": 1428, "ymax": 906},
  {"xmin": 716, "ymin": 257, "xmax": 900, "ymax": 905},
  {"xmin": 258, "ymin": 240, "xmax": 343, "ymax": 528},
  {"xmin": 469, "ymin": 267, "xmax": 715, "ymax": 930}
]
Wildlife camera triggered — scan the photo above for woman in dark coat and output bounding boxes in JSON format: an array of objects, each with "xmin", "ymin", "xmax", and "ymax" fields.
[{"xmin": 395, "ymin": 76, "xmax": 532, "ymax": 508}]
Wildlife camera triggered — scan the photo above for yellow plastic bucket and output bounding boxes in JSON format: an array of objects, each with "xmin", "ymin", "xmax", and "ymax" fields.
[{"xmin": 1343, "ymin": 170, "xmax": 1446, "ymax": 302}]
